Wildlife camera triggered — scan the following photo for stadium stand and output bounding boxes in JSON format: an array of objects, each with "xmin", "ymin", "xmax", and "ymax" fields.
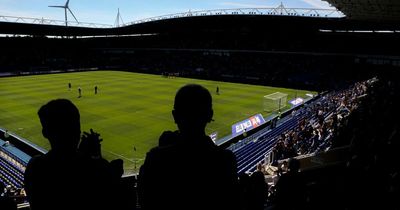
[
  {"xmin": 0, "ymin": 139, "xmax": 29, "ymax": 188},
  {"xmin": 231, "ymin": 79, "xmax": 370, "ymax": 175},
  {"xmin": 0, "ymin": 137, "xmax": 30, "ymax": 208},
  {"xmin": 1, "ymin": 2, "xmax": 400, "ymax": 209},
  {"xmin": 1, "ymin": 13, "xmax": 396, "ymax": 91}
]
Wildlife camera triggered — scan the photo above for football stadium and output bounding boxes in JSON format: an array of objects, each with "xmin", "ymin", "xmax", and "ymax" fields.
[
  {"xmin": 1, "ymin": 0, "xmax": 400, "ymax": 209},
  {"xmin": 0, "ymin": 70, "xmax": 314, "ymax": 171}
]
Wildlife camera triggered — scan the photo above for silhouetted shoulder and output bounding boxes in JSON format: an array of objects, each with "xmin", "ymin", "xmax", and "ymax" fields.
[
  {"xmin": 25, "ymin": 155, "xmax": 42, "ymax": 170},
  {"xmin": 24, "ymin": 155, "xmax": 42, "ymax": 190},
  {"xmin": 24, "ymin": 153, "xmax": 59, "ymax": 185}
]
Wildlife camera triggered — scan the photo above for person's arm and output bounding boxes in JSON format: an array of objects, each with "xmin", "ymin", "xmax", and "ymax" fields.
[
  {"xmin": 137, "ymin": 150, "xmax": 158, "ymax": 210},
  {"xmin": 24, "ymin": 157, "xmax": 39, "ymax": 210},
  {"xmin": 221, "ymin": 150, "xmax": 241, "ymax": 210}
]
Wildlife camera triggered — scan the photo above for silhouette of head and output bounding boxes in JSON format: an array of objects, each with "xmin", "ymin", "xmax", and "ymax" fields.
[
  {"xmin": 172, "ymin": 84, "xmax": 213, "ymax": 136},
  {"xmin": 38, "ymin": 99, "xmax": 81, "ymax": 153},
  {"xmin": 287, "ymin": 158, "xmax": 300, "ymax": 173}
]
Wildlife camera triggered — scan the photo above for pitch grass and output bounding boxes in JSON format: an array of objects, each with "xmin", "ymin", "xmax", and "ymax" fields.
[{"xmin": 0, "ymin": 71, "xmax": 314, "ymax": 173}]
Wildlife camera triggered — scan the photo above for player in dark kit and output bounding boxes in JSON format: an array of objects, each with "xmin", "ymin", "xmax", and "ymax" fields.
[
  {"xmin": 216, "ymin": 86, "xmax": 220, "ymax": 95},
  {"xmin": 78, "ymin": 87, "xmax": 82, "ymax": 98},
  {"xmin": 68, "ymin": 83, "xmax": 71, "ymax": 91},
  {"xmin": 95, "ymin": 86, "xmax": 98, "ymax": 95}
]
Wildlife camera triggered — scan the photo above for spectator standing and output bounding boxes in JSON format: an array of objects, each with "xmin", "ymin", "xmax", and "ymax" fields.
[
  {"xmin": 24, "ymin": 99, "xmax": 122, "ymax": 210},
  {"xmin": 273, "ymin": 158, "xmax": 306, "ymax": 210},
  {"xmin": 138, "ymin": 84, "xmax": 239, "ymax": 210}
]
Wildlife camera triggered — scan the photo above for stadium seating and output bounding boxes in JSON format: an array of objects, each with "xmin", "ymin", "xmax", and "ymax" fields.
[
  {"xmin": 0, "ymin": 139, "xmax": 28, "ymax": 189},
  {"xmin": 0, "ymin": 161, "xmax": 23, "ymax": 188},
  {"xmin": 235, "ymin": 118, "xmax": 299, "ymax": 173},
  {"xmin": 232, "ymin": 90, "xmax": 346, "ymax": 174}
]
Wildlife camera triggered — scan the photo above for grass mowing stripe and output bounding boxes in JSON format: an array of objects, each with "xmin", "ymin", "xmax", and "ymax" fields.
[{"xmin": 0, "ymin": 70, "xmax": 315, "ymax": 173}]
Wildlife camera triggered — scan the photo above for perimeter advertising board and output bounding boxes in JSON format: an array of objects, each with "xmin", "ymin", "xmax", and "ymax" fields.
[{"xmin": 231, "ymin": 114, "xmax": 265, "ymax": 136}]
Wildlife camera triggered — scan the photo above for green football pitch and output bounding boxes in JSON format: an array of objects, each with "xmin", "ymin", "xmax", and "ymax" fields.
[{"xmin": 0, "ymin": 71, "xmax": 313, "ymax": 173}]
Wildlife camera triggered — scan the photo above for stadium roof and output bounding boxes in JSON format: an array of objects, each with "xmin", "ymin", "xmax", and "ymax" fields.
[
  {"xmin": 1, "ymin": 13, "xmax": 400, "ymax": 37},
  {"xmin": 324, "ymin": 0, "xmax": 400, "ymax": 21}
]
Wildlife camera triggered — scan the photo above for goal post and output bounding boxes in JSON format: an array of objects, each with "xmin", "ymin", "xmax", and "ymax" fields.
[{"xmin": 263, "ymin": 92, "xmax": 288, "ymax": 112}]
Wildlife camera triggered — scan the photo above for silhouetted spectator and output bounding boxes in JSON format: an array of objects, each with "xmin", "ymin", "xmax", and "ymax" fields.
[
  {"xmin": 0, "ymin": 182, "xmax": 17, "ymax": 210},
  {"xmin": 248, "ymin": 171, "xmax": 268, "ymax": 210},
  {"xmin": 138, "ymin": 84, "xmax": 239, "ymax": 210},
  {"xmin": 273, "ymin": 158, "xmax": 306, "ymax": 210},
  {"xmin": 0, "ymin": 195, "xmax": 17, "ymax": 210},
  {"xmin": 239, "ymin": 173, "xmax": 252, "ymax": 210},
  {"xmin": 0, "ymin": 182, "xmax": 4, "ymax": 193},
  {"xmin": 0, "ymin": 185, "xmax": 18, "ymax": 210},
  {"xmin": 24, "ymin": 99, "xmax": 122, "ymax": 210}
]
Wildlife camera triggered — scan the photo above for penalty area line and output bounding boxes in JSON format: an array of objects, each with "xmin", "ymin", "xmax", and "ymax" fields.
[{"xmin": 104, "ymin": 150, "xmax": 136, "ymax": 163}]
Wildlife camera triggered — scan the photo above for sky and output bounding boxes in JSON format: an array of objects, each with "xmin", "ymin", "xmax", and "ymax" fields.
[{"xmin": 0, "ymin": 0, "xmax": 336, "ymax": 25}]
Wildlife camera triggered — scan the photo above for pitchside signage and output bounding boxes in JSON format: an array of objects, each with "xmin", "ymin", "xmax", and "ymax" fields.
[
  {"xmin": 232, "ymin": 114, "xmax": 265, "ymax": 136},
  {"xmin": 289, "ymin": 97, "xmax": 304, "ymax": 106},
  {"xmin": 209, "ymin": 132, "xmax": 218, "ymax": 143}
]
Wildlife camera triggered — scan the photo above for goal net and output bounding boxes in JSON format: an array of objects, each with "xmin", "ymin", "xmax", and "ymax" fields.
[{"xmin": 263, "ymin": 92, "xmax": 288, "ymax": 112}]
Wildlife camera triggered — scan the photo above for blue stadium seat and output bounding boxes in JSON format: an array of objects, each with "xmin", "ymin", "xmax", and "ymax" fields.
[{"xmin": 232, "ymin": 94, "xmax": 338, "ymax": 174}]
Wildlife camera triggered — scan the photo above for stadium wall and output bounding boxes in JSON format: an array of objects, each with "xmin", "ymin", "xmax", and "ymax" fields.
[{"xmin": 0, "ymin": 128, "xmax": 46, "ymax": 158}]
